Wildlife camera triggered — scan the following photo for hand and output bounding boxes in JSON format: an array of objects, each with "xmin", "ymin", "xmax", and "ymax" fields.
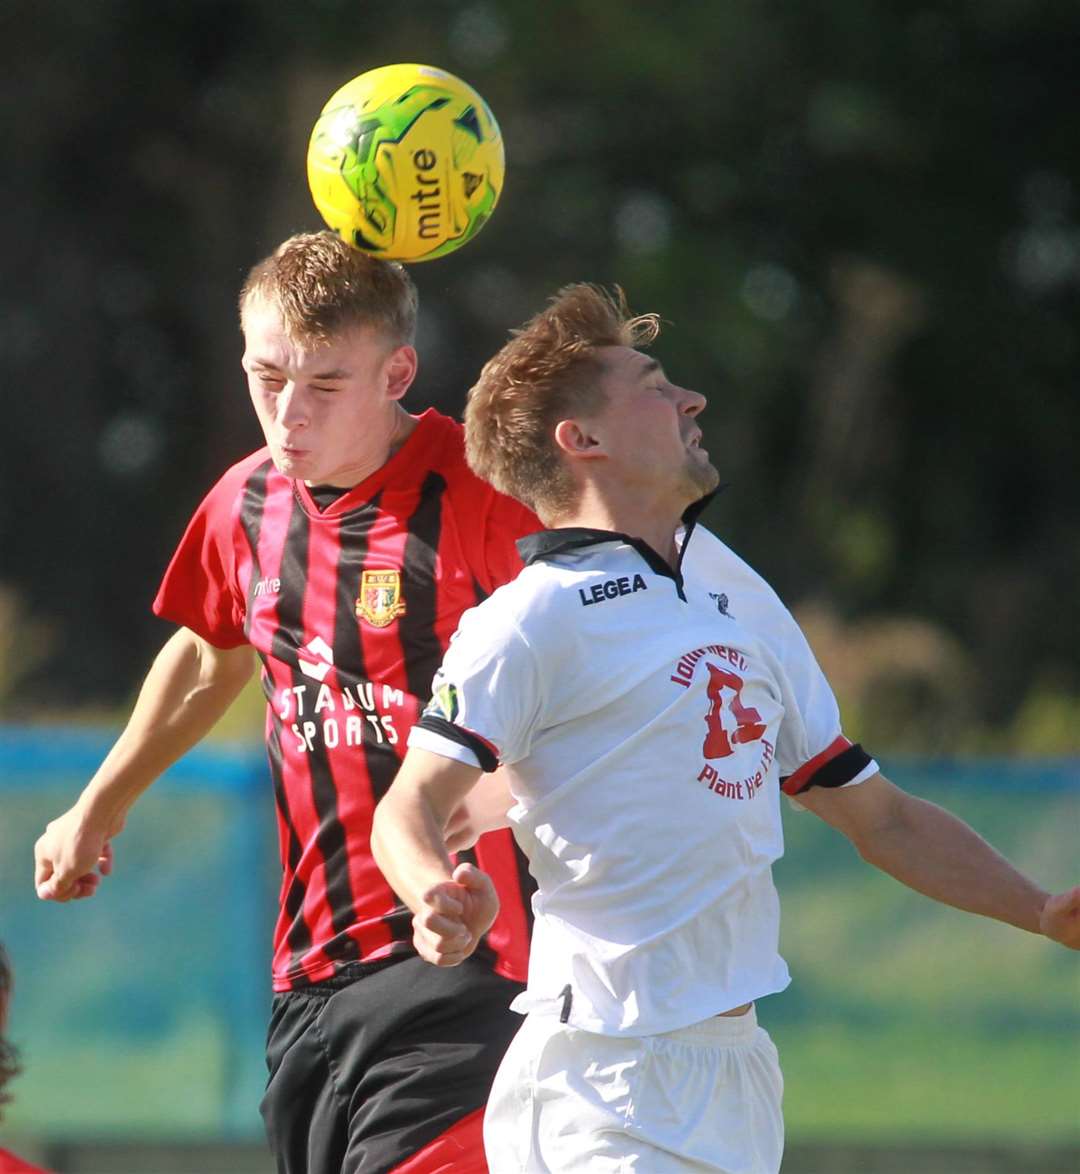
[
  {"xmin": 411, "ymin": 862, "xmax": 499, "ymax": 967},
  {"xmin": 1040, "ymin": 886, "xmax": 1080, "ymax": 950},
  {"xmin": 34, "ymin": 805, "xmax": 124, "ymax": 902}
]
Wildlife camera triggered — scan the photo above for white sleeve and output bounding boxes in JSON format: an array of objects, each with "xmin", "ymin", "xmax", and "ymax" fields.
[
  {"xmin": 409, "ymin": 597, "xmax": 545, "ymax": 769},
  {"xmin": 681, "ymin": 525, "xmax": 875, "ymax": 794},
  {"xmin": 764, "ymin": 609, "xmax": 877, "ymax": 795}
]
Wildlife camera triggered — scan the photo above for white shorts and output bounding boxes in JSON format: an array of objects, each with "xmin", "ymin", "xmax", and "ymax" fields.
[{"xmin": 483, "ymin": 1006, "xmax": 784, "ymax": 1173}]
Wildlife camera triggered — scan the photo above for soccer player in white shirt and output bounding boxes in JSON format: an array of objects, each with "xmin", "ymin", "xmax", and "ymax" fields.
[{"xmin": 372, "ymin": 284, "xmax": 1080, "ymax": 1173}]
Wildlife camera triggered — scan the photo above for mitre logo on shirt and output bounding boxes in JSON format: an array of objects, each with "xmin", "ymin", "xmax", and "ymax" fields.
[
  {"xmin": 356, "ymin": 569, "xmax": 406, "ymax": 628},
  {"xmin": 670, "ymin": 642, "xmax": 776, "ymax": 801}
]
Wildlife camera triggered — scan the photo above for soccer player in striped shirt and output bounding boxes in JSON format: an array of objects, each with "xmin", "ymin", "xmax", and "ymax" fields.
[
  {"xmin": 32, "ymin": 233, "xmax": 538, "ymax": 1174},
  {"xmin": 371, "ymin": 283, "xmax": 1080, "ymax": 1173}
]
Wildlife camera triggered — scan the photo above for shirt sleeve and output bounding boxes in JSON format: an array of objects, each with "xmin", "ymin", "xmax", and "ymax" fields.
[
  {"xmin": 408, "ymin": 598, "xmax": 544, "ymax": 771},
  {"xmin": 765, "ymin": 608, "xmax": 877, "ymax": 795},
  {"xmin": 152, "ymin": 475, "xmax": 248, "ymax": 649}
]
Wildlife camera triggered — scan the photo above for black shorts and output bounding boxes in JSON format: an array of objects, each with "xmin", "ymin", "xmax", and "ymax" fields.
[{"xmin": 260, "ymin": 954, "xmax": 525, "ymax": 1174}]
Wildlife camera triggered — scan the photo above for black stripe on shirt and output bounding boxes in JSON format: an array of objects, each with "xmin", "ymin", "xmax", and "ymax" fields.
[
  {"xmin": 265, "ymin": 716, "xmax": 314, "ymax": 987},
  {"xmin": 334, "ymin": 494, "xmax": 413, "ymax": 949},
  {"xmin": 239, "ymin": 463, "xmax": 316, "ymax": 975},
  {"xmin": 336, "ymin": 495, "xmax": 405, "ymax": 809},
  {"xmin": 400, "ymin": 471, "xmax": 448, "ymax": 704},
  {"xmin": 276, "ymin": 493, "xmax": 360, "ymax": 963},
  {"xmin": 238, "ymin": 459, "xmax": 271, "ymax": 639}
]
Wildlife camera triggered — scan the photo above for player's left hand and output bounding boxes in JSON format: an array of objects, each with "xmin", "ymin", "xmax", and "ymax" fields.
[
  {"xmin": 35, "ymin": 805, "xmax": 121, "ymax": 902},
  {"xmin": 1040, "ymin": 886, "xmax": 1080, "ymax": 950},
  {"xmin": 411, "ymin": 862, "xmax": 499, "ymax": 967}
]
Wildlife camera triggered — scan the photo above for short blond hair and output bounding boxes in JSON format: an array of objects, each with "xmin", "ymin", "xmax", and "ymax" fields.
[
  {"xmin": 465, "ymin": 284, "xmax": 659, "ymax": 516},
  {"xmin": 239, "ymin": 231, "xmax": 418, "ymax": 346}
]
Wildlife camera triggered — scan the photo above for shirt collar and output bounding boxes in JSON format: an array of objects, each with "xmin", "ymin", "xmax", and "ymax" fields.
[{"xmin": 516, "ymin": 490, "xmax": 722, "ymax": 586}]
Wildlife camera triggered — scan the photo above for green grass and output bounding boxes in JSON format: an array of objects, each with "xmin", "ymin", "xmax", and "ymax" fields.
[
  {"xmin": 771, "ymin": 1019, "xmax": 1079, "ymax": 1142},
  {"xmin": 5, "ymin": 1015, "xmax": 232, "ymax": 1136},
  {"xmin": 768, "ymin": 784, "xmax": 1080, "ymax": 1143}
]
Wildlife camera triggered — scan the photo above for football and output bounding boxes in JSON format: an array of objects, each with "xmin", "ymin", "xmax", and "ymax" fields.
[{"xmin": 306, "ymin": 63, "xmax": 505, "ymax": 263}]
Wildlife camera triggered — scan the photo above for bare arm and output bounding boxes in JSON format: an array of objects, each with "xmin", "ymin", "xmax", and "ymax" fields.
[
  {"xmin": 371, "ymin": 748, "xmax": 498, "ymax": 966},
  {"xmin": 797, "ymin": 772, "xmax": 1080, "ymax": 948},
  {"xmin": 443, "ymin": 767, "xmax": 514, "ymax": 852},
  {"xmin": 34, "ymin": 627, "xmax": 254, "ymax": 901}
]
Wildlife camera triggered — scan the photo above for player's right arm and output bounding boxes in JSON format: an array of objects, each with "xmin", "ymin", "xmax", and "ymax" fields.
[
  {"xmin": 374, "ymin": 585, "xmax": 543, "ymax": 964},
  {"xmin": 371, "ymin": 748, "xmax": 498, "ymax": 967},
  {"xmin": 34, "ymin": 627, "xmax": 254, "ymax": 903}
]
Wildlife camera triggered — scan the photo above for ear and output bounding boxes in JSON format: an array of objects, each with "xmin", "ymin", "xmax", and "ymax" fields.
[
  {"xmin": 384, "ymin": 345, "xmax": 419, "ymax": 402},
  {"xmin": 553, "ymin": 418, "xmax": 606, "ymax": 461}
]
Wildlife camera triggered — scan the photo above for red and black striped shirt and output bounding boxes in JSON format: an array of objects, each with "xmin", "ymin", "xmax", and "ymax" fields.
[{"xmin": 154, "ymin": 410, "xmax": 539, "ymax": 991}]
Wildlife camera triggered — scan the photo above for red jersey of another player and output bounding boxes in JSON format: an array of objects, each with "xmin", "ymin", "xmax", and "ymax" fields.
[
  {"xmin": 0, "ymin": 1150, "xmax": 52, "ymax": 1174},
  {"xmin": 154, "ymin": 409, "xmax": 538, "ymax": 991}
]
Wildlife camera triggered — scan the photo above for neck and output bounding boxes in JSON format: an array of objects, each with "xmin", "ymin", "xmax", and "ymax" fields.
[
  {"xmin": 553, "ymin": 484, "xmax": 687, "ymax": 566},
  {"xmin": 305, "ymin": 405, "xmax": 418, "ymax": 489},
  {"xmin": 384, "ymin": 402, "xmax": 418, "ymax": 459}
]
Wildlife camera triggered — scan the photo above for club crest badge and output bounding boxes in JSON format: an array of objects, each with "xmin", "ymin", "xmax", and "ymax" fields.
[{"xmin": 356, "ymin": 569, "xmax": 407, "ymax": 628}]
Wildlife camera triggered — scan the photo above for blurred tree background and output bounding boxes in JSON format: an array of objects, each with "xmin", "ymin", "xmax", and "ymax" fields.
[{"xmin": 2, "ymin": 0, "xmax": 1079, "ymax": 753}]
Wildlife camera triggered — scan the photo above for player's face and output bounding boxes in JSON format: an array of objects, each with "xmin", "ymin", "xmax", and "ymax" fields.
[
  {"xmin": 591, "ymin": 346, "xmax": 718, "ymax": 505},
  {"xmin": 241, "ymin": 297, "xmax": 417, "ymax": 486}
]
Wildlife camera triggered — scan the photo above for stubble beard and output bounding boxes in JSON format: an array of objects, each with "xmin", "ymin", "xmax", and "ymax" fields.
[{"xmin": 684, "ymin": 452, "xmax": 721, "ymax": 500}]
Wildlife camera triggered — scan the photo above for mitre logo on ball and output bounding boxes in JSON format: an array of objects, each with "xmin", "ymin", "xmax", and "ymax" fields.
[{"xmin": 307, "ymin": 63, "xmax": 505, "ymax": 263}]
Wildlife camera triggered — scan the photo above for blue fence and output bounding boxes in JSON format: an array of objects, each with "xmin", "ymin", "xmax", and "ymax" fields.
[{"xmin": 1, "ymin": 727, "xmax": 273, "ymax": 1139}]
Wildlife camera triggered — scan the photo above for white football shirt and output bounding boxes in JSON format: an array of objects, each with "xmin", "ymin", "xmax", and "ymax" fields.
[{"xmin": 410, "ymin": 516, "xmax": 876, "ymax": 1035}]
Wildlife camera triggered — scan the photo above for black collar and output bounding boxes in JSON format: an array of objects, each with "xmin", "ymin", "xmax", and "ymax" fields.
[{"xmin": 516, "ymin": 491, "xmax": 721, "ymax": 598}]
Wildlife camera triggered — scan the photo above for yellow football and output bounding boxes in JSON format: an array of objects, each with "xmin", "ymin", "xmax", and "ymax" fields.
[{"xmin": 306, "ymin": 63, "xmax": 505, "ymax": 263}]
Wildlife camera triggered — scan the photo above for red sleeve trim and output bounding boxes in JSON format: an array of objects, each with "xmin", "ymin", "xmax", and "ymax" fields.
[
  {"xmin": 467, "ymin": 726, "xmax": 502, "ymax": 764},
  {"xmin": 781, "ymin": 735, "xmax": 853, "ymax": 795}
]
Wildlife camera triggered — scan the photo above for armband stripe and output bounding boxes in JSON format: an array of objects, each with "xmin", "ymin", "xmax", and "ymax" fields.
[
  {"xmin": 415, "ymin": 714, "xmax": 500, "ymax": 773},
  {"xmin": 781, "ymin": 737, "xmax": 872, "ymax": 795}
]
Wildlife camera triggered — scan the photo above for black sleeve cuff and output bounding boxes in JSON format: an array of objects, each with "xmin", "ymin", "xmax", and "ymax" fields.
[
  {"xmin": 781, "ymin": 742, "xmax": 873, "ymax": 794},
  {"xmin": 414, "ymin": 714, "xmax": 500, "ymax": 773}
]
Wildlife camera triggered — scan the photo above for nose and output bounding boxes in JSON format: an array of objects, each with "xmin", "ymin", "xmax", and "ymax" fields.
[
  {"xmin": 679, "ymin": 385, "xmax": 707, "ymax": 416},
  {"xmin": 278, "ymin": 383, "xmax": 309, "ymax": 429}
]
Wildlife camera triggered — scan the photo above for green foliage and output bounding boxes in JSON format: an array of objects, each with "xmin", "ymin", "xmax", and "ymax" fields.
[{"xmin": 3, "ymin": 1, "xmax": 1079, "ymax": 749}]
